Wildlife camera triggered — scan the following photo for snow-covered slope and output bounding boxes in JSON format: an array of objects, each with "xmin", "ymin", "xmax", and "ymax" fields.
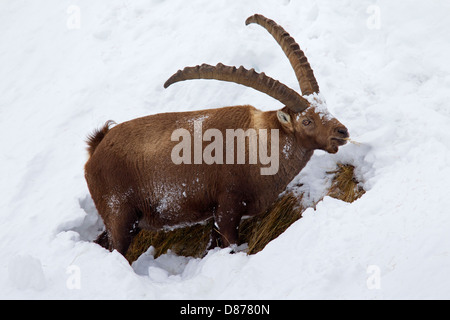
[{"xmin": 1, "ymin": 0, "xmax": 450, "ymax": 299}]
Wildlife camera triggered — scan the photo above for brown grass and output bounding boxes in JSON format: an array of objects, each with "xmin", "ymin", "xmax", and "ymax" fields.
[
  {"xmin": 327, "ymin": 163, "xmax": 366, "ymax": 203},
  {"xmin": 126, "ymin": 220, "xmax": 214, "ymax": 262},
  {"xmin": 241, "ymin": 193, "xmax": 304, "ymax": 255},
  {"xmin": 125, "ymin": 163, "xmax": 365, "ymax": 263}
]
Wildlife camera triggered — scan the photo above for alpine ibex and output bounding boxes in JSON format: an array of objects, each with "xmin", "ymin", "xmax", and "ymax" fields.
[{"xmin": 84, "ymin": 14, "xmax": 349, "ymax": 257}]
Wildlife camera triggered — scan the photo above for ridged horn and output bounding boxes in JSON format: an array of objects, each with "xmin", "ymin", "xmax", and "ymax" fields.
[
  {"xmin": 245, "ymin": 14, "xmax": 319, "ymax": 96},
  {"xmin": 164, "ymin": 63, "xmax": 310, "ymax": 112}
]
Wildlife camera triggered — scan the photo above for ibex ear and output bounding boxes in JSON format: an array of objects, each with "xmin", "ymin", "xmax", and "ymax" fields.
[{"xmin": 277, "ymin": 110, "xmax": 294, "ymax": 133}]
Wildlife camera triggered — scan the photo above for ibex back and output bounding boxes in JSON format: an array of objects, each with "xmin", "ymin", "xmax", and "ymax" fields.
[{"xmin": 84, "ymin": 14, "xmax": 349, "ymax": 257}]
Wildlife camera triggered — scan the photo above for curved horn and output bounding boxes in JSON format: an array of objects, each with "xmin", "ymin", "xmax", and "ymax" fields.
[
  {"xmin": 164, "ymin": 63, "xmax": 309, "ymax": 112},
  {"xmin": 245, "ymin": 14, "xmax": 319, "ymax": 96}
]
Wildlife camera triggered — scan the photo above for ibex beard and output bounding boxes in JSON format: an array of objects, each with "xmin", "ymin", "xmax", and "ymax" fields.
[{"xmin": 171, "ymin": 119, "xmax": 280, "ymax": 176}]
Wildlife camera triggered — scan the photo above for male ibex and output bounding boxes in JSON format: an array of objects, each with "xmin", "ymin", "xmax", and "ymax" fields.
[{"xmin": 85, "ymin": 14, "xmax": 349, "ymax": 257}]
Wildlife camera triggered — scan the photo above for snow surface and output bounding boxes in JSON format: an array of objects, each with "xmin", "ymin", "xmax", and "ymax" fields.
[{"xmin": 1, "ymin": 0, "xmax": 450, "ymax": 299}]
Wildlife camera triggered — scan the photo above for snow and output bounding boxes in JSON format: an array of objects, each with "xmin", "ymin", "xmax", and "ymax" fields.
[
  {"xmin": 1, "ymin": 0, "xmax": 450, "ymax": 299},
  {"xmin": 303, "ymin": 93, "xmax": 335, "ymax": 122}
]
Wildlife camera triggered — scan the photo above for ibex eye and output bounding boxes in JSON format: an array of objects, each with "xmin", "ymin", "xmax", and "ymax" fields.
[{"xmin": 302, "ymin": 119, "xmax": 312, "ymax": 126}]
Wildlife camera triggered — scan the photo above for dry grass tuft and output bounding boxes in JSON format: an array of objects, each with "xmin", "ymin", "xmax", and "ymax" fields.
[
  {"xmin": 240, "ymin": 193, "xmax": 304, "ymax": 255},
  {"xmin": 327, "ymin": 163, "xmax": 366, "ymax": 203},
  {"xmin": 126, "ymin": 220, "xmax": 213, "ymax": 262},
  {"xmin": 125, "ymin": 163, "xmax": 365, "ymax": 263}
]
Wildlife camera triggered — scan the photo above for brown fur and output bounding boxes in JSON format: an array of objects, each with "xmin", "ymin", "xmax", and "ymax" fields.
[
  {"xmin": 86, "ymin": 120, "xmax": 116, "ymax": 157},
  {"xmin": 85, "ymin": 105, "xmax": 348, "ymax": 256}
]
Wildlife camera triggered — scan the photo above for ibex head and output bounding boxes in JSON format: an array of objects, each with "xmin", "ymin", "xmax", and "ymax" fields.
[{"xmin": 164, "ymin": 14, "xmax": 349, "ymax": 154}]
